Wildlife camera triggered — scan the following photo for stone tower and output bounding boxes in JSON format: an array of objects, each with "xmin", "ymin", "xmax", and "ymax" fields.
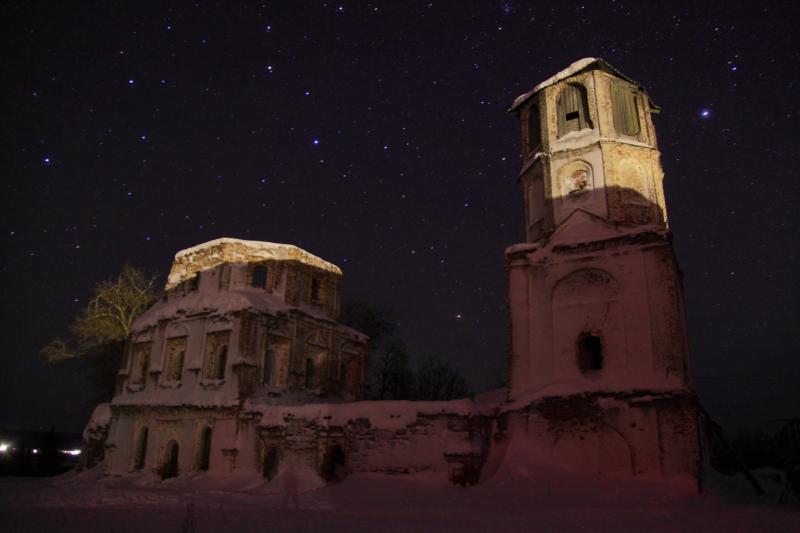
[{"xmin": 501, "ymin": 59, "xmax": 701, "ymax": 480}]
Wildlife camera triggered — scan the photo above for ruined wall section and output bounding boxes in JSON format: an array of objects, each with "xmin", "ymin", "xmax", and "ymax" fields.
[
  {"xmin": 103, "ymin": 405, "xmax": 242, "ymax": 476},
  {"xmin": 498, "ymin": 391, "xmax": 700, "ymax": 480},
  {"xmin": 250, "ymin": 401, "xmax": 494, "ymax": 486}
]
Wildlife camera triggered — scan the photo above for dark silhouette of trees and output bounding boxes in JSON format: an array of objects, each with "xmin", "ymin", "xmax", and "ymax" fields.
[
  {"xmin": 414, "ymin": 355, "xmax": 471, "ymax": 401},
  {"xmin": 340, "ymin": 300, "xmax": 470, "ymax": 401},
  {"xmin": 340, "ymin": 299, "xmax": 414, "ymax": 400}
]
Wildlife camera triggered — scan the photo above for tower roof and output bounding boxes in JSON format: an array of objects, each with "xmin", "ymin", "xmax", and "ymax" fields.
[
  {"xmin": 508, "ymin": 57, "xmax": 658, "ymax": 113},
  {"xmin": 166, "ymin": 237, "xmax": 342, "ymax": 289}
]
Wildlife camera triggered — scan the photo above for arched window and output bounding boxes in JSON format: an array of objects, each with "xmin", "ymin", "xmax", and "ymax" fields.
[
  {"xmin": 556, "ymin": 84, "xmax": 592, "ymax": 137},
  {"xmin": 160, "ymin": 440, "xmax": 179, "ymax": 480},
  {"xmin": 263, "ymin": 347, "xmax": 275, "ymax": 385},
  {"xmin": 527, "ymin": 104, "xmax": 541, "ymax": 153},
  {"xmin": 202, "ymin": 331, "xmax": 230, "ymax": 380},
  {"xmin": 252, "ymin": 265, "xmax": 268, "ymax": 288},
  {"xmin": 196, "ymin": 427, "xmax": 212, "ymax": 471},
  {"xmin": 132, "ymin": 427, "xmax": 148, "ymax": 471},
  {"xmin": 305, "ymin": 358, "xmax": 316, "ymax": 389},
  {"xmin": 577, "ymin": 333, "xmax": 603, "ymax": 374},
  {"xmin": 611, "ymin": 82, "xmax": 640, "ymax": 136}
]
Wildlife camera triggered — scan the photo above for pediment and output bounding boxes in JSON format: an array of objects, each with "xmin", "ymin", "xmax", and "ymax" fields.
[{"xmin": 548, "ymin": 208, "xmax": 630, "ymax": 247}]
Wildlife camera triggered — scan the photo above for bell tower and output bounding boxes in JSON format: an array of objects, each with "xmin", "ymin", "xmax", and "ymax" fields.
[
  {"xmin": 510, "ymin": 57, "xmax": 668, "ymax": 243},
  {"xmin": 501, "ymin": 59, "xmax": 701, "ymax": 481},
  {"xmin": 505, "ymin": 58, "xmax": 693, "ymax": 398}
]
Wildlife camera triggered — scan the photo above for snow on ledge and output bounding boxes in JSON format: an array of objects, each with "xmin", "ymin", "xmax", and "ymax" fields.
[
  {"xmin": 167, "ymin": 237, "xmax": 342, "ymax": 289},
  {"xmin": 82, "ymin": 403, "xmax": 111, "ymax": 441},
  {"xmin": 509, "ymin": 57, "xmax": 598, "ymax": 112},
  {"xmin": 244, "ymin": 395, "xmax": 504, "ymax": 431}
]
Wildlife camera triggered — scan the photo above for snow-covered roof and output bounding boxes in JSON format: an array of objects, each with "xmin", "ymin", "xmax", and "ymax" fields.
[
  {"xmin": 508, "ymin": 57, "xmax": 655, "ymax": 113},
  {"xmin": 167, "ymin": 237, "xmax": 342, "ymax": 289}
]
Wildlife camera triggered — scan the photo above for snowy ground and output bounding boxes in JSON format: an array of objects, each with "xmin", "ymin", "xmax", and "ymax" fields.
[{"xmin": 1, "ymin": 461, "xmax": 797, "ymax": 533}]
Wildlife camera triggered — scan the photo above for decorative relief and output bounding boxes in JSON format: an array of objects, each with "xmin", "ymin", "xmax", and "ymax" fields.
[{"xmin": 559, "ymin": 161, "xmax": 594, "ymax": 199}]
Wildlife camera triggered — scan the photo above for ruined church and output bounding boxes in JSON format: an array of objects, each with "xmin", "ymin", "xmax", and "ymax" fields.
[{"xmin": 83, "ymin": 58, "xmax": 703, "ymax": 487}]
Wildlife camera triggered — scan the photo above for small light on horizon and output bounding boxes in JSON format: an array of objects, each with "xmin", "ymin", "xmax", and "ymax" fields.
[
  {"xmin": 0, "ymin": 443, "xmax": 9, "ymax": 453},
  {"xmin": 128, "ymin": 79, "xmax": 134, "ymax": 85},
  {"xmin": 60, "ymin": 449, "xmax": 82, "ymax": 456},
  {"xmin": 700, "ymin": 109, "xmax": 711, "ymax": 119},
  {"xmin": 312, "ymin": 138, "xmax": 320, "ymax": 145}
]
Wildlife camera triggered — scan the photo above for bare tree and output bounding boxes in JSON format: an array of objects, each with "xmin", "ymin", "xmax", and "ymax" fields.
[
  {"xmin": 41, "ymin": 265, "xmax": 159, "ymax": 400},
  {"xmin": 340, "ymin": 299, "xmax": 414, "ymax": 400},
  {"xmin": 414, "ymin": 355, "xmax": 470, "ymax": 401}
]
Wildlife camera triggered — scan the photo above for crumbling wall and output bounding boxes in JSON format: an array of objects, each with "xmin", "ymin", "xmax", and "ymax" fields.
[
  {"xmin": 498, "ymin": 391, "xmax": 700, "ymax": 481},
  {"xmin": 253, "ymin": 407, "xmax": 493, "ymax": 486}
]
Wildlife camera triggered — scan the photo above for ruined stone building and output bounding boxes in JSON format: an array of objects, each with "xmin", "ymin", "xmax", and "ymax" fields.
[
  {"xmin": 99, "ymin": 239, "xmax": 371, "ymax": 478},
  {"xmin": 85, "ymin": 58, "xmax": 702, "ymax": 487}
]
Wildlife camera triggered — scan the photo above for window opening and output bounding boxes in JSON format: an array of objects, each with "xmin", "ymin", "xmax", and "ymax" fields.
[
  {"xmin": 196, "ymin": 427, "xmax": 212, "ymax": 471},
  {"xmin": 132, "ymin": 427, "xmax": 148, "ymax": 471},
  {"xmin": 556, "ymin": 84, "xmax": 593, "ymax": 137},
  {"xmin": 160, "ymin": 440, "xmax": 179, "ymax": 480},
  {"xmin": 611, "ymin": 83, "xmax": 641, "ymax": 136},
  {"xmin": 310, "ymin": 277, "xmax": 323, "ymax": 303},
  {"xmin": 577, "ymin": 333, "xmax": 603, "ymax": 373},
  {"xmin": 305, "ymin": 358, "xmax": 315, "ymax": 389},
  {"xmin": 526, "ymin": 104, "xmax": 541, "ymax": 153},
  {"xmin": 252, "ymin": 265, "xmax": 268, "ymax": 288}
]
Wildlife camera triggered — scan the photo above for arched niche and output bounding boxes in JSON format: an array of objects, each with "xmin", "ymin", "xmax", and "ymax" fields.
[
  {"xmin": 617, "ymin": 158, "xmax": 650, "ymax": 205},
  {"xmin": 557, "ymin": 160, "xmax": 594, "ymax": 201},
  {"xmin": 551, "ymin": 269, "xmax": 624, "ymax": 379},
  {"xmin": 552, "ymin": 268, "xmax": 620, "ymax": 305}
]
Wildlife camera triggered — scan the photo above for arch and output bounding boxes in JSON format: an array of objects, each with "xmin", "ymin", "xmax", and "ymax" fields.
[
  {"xmin": 556, "ymin": 83, "xmax": 593, "ymax": 137},
  {"xmin": 163, "ymin": 336, "xmax": 187, "ymax": 382},
  {"xmin": 611, "ymin": 82, "xmax": 641, "ymax": 136},
  {"xmin": 551, "ymin": 426, "xmax": 632, "ymax": 476},
  {"xmin": 195, "ymin": 426, "xmax": 212, "ymax": 471},
  {"xmin": 305, "ymin": 358, "xmax": 316, "ymax": 388},
  {"xmin": 526, "ymin": 104, "xmax": 542, "ymax": 153},
  {"xmin": 306, "ymin": 330, "xmax": 328, "ymax": 348},
  {"xmin": 552, "ymin": 268, "xmax": 621, "ymax": 305},
  {"xmin": 617, "ymin": 158, "xmax": 650, "ymax": 205},
  {"xmin": 557, "ymin": 160, "xmax": 594, "ymax": 198},
  {"xmin": 321, "ymin": 443, "xmax": 347, "ymax": 482},
  {"xmin": 131, "ymin": 426, "xmax": 148, "ymax": 471},
  {"xmin": 160, "ymin": 439, "xmax": 179, "ymax": 480},
  {"xmin": 262, "ymin": 446, "xmax": 279, "ymax": 480},
  {"xmin": 252, "ymin": 264, "xmax": 268, "ymax": 288}
]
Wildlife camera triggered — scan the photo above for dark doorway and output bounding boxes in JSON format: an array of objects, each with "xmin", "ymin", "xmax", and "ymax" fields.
[
  {"xmin": 321, "ymin": 444, "xmax": 346, "ymax": 482},
  {"xmin": 160, "ymin": 440, "xmax": 179, "ymax": 480},
  {"xmin": 263, "ymin": 446, "xmax": 279, "ymax": 480}
]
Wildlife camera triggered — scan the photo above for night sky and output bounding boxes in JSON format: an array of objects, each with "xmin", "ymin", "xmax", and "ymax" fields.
[{"xmin": 2, "ymin": 1, "xmax": 798, "ymax": 434}]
